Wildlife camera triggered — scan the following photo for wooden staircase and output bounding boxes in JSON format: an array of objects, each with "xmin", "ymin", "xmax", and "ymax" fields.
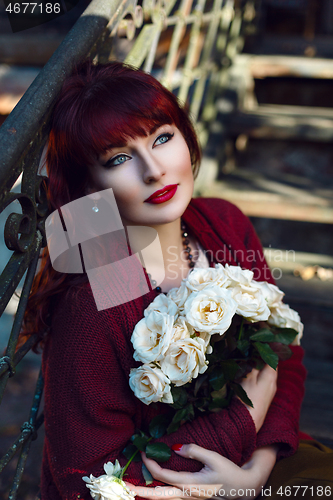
[{"xmin": 195, "ymin": 50, "xmax": 333, "ymax": 447}]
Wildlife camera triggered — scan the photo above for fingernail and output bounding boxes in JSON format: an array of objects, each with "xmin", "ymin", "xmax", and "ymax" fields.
[{"xmin": 171, "ymin": 443, "xmax": 183, "ymax": 451}]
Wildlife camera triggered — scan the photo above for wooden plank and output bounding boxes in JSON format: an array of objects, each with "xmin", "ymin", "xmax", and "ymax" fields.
[
  {"xmin": 198, "ymin": 187, "xmax": 333, "ymax": 223},
  {"xmin": 235, "ymin": 54, "xmax": 333, "ymax": 80},
  {"xmin": 276, "ymin": 274, "xmax": 333, "ymax": 308},
  {"xmin": 220, "ymin": 105, "xmax": 333, "ymax": 141},
  {"xmin": 246, "ymin": 35, "xmax": 333, "ymax": 59}
]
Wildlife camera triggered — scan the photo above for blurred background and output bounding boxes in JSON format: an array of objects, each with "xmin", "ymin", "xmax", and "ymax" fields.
[{"xmin": 0, "ymin": 0, "xmax": 332, "ymax": 497}]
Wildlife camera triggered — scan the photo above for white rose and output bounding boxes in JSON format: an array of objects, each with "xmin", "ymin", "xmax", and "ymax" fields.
[
  {"xmin": 173, "ymin": 318, "xmax": 213, "ymax": 354},
  {"xmin": 254, "ymin": 281, "xmax": 284, "ymax": 308},
  {"xmin": 230, "ymin": 283, "xmax": 270, "ymax": 322},
  {"xmin": 129, "ymin": 364, "xmax": 173, "ymax": 405},
  {"xmin": 185, "ymin": 264, "xmax": 228, "ymax": 292},
  {"xmin": 160, "ymin": 337, "xmax": 208, "ymax": 386},
  {"xmin": 224, "ymin": 264, "xmax": 254, "ymax": 287},
  {"xmin": 167, "ymin": 280, "xmax": 190, "ymax": 310},
  {"xmin": 144, "ymin": 293, "xmax": 178, "ymax": 318},
  {"xmin": 83, "ymin": 461, "xmax": 135, "ymax": 500},
  {"xmin": 172, "ymin": 316, "xmax": 193, "ymax": 342},
  {"xmin": 184, "ymin": 286, "xmax": 237, "ymax": 335},
  {"xmin": 268, "ymin": 303, "xmax": 304, "ymax": 346},
  {"xmin": 195, "ymin": 330, "xmax": 213, "ymax": 351},
  {"xmin": 131, "ymin": 311, "xmax": 174, "ymax": 363}
]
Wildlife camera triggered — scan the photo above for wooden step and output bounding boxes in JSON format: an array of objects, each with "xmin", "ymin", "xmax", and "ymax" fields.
[
  {"xmin": 221, "ymin": 105, "xmax": 333, "ymax": 141},
  {"xmin": 196, "ymin": 181, "xmax": 333, "ymax": 224},
  {"xmin": 215, "ymin": 53, "xmax": 333, "ymax": 141},
  {"xmin": 245, "ymin": 35, "xmax": 333, "ymax": 59},
  {"xmin": 236, "ymin": 54, "xmax": 333, "ymax": 80}
]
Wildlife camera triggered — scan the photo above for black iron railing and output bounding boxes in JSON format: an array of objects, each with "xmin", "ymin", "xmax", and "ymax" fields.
[{"xmin": 0, "ymin": 0, "xmax": 255, "ymax": 497}]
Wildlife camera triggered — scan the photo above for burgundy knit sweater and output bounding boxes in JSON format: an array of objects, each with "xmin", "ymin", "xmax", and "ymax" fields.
[{"xmin": 41, "ymin": 198, "xmax": 306, "ymax": 499}]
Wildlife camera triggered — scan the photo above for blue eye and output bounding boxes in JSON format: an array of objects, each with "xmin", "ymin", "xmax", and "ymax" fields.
[
  {"xmin": 153, "ymin": 132, "xmax": 174, "ymax": 147},
  {"xmin": 104, "ymin": 154, "xmax": 130, "ymax": 168}
]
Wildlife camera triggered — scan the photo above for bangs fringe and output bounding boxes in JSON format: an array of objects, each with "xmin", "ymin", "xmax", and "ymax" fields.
[{"xmin": 71, "ymin": 79, "xmax": 179, "ymax": 166}]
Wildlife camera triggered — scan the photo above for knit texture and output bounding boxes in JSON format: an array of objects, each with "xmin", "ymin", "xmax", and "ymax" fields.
[{"xmin": 41, "ymin": 198, "xmax": 306, "ymax": 499}]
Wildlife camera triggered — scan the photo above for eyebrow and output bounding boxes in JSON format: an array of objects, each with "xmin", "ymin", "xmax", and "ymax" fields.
[
  {"xmin": 104, "ymin": 141, "xmax": 127, "ymax": 150},
  {"xmin": 149, "ymin": 123, "xmax": 165, "ymax": 135}
]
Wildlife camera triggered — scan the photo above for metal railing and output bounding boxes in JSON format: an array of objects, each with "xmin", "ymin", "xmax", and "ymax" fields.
[{"xmin": 0, "ymin": 0, "xmax": 256, "ymax": 497}]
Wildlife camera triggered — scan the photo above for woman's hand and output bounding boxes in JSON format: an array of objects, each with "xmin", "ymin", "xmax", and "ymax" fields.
[
  {"xmin": 239, "ymin": 364, "xmax": 278, "ymax": 432},
  {"xmin": 126, "ymin": 443, "xmax": 278, "ymax": 500}
]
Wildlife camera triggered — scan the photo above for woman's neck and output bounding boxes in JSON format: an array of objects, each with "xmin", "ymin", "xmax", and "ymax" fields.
[{"xmin": 125, "ymin": 218, "xmax": 192, "ymax": 291}]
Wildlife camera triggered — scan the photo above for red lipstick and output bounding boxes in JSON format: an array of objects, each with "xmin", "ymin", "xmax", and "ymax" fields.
[{"xmin": 144, "ymin": 184, "xmax": 178, "ymax": 204}]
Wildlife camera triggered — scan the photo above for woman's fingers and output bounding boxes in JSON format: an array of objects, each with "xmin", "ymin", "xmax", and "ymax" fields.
[
  {"xmin": 170, "ymin": 444, "xmax": 228, "ymax": 470},
  {"xmin": 140, "ymin": 452, "xmax": 197, "ymax": 484}
]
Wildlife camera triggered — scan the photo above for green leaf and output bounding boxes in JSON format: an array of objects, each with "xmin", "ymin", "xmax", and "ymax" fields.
[
  {"xmin": 209, "ymin": 360, "xmax": 240, "ymax": 390},
  {"xmin": 194, "ymin": 374, "xmax": 208, "ymax": 397},
  {"xmin": 166, "ymin": 420, "xmax": 181, "ymax": 434},
  {"xmin": 122, "ymin": 443, "xmax": 142, "ymax": 462},
  {"xmin": 194, "ymin": 398, "xmax": 209, "ymax": 411},
  {"xmin": 221, "ymin": 360, "xmax": 240, "ymax": 381},
  {"xmin": 149, "ymin": 414, "xmax": 170, "ymax": 439},
  {"xmin": 172, "ymin": 407, "xmax": 189, "ymax": 423},
  {"xmin": 171, "ymin": 386, "xmax": 188, "ymax": 407},
  {"xmin": 209, "ymin": 367, "xmax": 226, "ymax": 391},
  {"xmin": 250, "ymin": 329, "xmax": 275, "ymax": 342},
  {"xmin": 225, "ymin": 331, "xmax": 238, "ymax": 352},
  {"xmin": 211, "ymin": 385, "xmax": 227, "ymax": 399},
  {"xmin": 254, "ymin": 342, "xmax": 279, "ymax": 370},
  {"xmin": 146, "ymin": 443, "xmax": 171, "ymax": 462},
  {"xmin": 142, "ymin": 463, "xmax": 154, "ymax": 485},
  {"xmin": 133, "ymin": 435, "xmax": 149, "ymax": 451},
  {"xmin": 166, "ymin": 407, "xmax": 191, "ymax": 435},
  {"xmin": 237, "ymin": 339, "xmax": 250, "ymax": 354},
  {"xmin": 130, "ymin": 433, "xmax": 140, "ymax": 443},
  {"xmin": 230, "ymin": 382, "xmax": 253, "ymax": 407},
  {"xmin": 273, "ymin": 328, "xmax": 298, "ymax": 345}
]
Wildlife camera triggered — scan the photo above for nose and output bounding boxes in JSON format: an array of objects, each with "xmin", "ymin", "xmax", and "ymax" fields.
[{"xmin": 140, "ymin": 150, "xmax": 166, "ymax": 184}]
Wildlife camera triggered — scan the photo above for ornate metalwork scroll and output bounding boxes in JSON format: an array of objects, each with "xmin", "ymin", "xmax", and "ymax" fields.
[{"xmin": 0, "ymin": 0, "xmax": 256, "ymax": 496}]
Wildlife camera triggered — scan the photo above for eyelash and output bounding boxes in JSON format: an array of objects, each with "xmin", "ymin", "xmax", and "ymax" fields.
[
  {"xmin": 153, "ymin": 132, "xmax": 174, "ymax": 147},
  {"xmin": 103, "ymin": 132, "xmax": 174, "ymax": 168},
  {"xmin": 104, "ymin": 154, "xmax": 129, "ymax": 168}
]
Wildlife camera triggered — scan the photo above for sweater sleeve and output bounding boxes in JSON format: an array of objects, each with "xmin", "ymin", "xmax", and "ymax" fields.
[
  {"xmin": 256, "ymin": 345, "xmax": 307, "ymax": 458},
  {"xmin": 217, "ymin": 200, "xmax": 307, "ymax": 456},
  {"xmin": 41, "ymin": 287, "xmax": 257, "ymax": 500}
]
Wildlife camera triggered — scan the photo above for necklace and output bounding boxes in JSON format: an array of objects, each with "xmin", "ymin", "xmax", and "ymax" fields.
[{"xmin": 147, "ymin": 220, "xmax": 195, "ymax": 294}]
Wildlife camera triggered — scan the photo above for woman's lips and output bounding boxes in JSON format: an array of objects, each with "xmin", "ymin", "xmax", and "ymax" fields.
[{"xmin": 144, "ymin": 184, "xmax": 178, "ymax": 204}]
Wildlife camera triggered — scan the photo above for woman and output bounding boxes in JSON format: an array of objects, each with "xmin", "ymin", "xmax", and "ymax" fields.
[{"xmin": 22, "ymin": 61, "xmax": 330, "ymax": 500}]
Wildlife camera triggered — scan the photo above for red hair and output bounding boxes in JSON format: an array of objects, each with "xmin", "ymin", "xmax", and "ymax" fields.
[{"xmin": 21, "ymin": 60, "xmax": 201, "ymax": 349}]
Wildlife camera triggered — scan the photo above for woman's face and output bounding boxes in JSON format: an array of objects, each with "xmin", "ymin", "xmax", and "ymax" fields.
[{"xmin": 88, "ymin": 124, "xmax": 194, "ymax": 227}]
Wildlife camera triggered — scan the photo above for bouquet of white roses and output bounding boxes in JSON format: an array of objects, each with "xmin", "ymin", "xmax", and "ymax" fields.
[
  {"xmin": 128, "ymin": 264, "xmax": 303, "ymax": 431},
  {"xmin": 84, "ymin": 264, "xmax": 304, "ymax": 496}
]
